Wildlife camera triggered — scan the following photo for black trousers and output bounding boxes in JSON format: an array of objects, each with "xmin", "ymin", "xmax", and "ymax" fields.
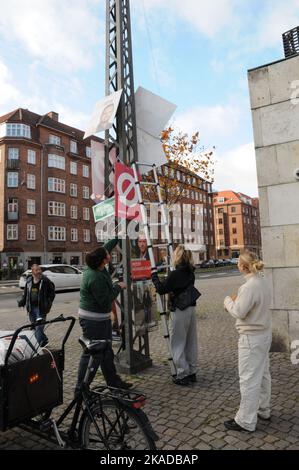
[{"xmin": 76, "ymin": 318, "xmax": 122, "ymax": 392}]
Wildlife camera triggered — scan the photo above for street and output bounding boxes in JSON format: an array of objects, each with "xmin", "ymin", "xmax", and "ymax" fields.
[{"xmin": 0, "ymin": 272, "xmax": 298, "ymax": 450}]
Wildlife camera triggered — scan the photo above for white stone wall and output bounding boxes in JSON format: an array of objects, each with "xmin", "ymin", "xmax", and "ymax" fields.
[{"xmin": 248, "ymin": 56, "xmax": 299, "ymax": 351}]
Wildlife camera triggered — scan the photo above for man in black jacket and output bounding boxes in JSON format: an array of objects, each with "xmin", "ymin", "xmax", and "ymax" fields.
[{"xmin": 18, "ymin": 264, "xmax": 55, "ymax": 346}]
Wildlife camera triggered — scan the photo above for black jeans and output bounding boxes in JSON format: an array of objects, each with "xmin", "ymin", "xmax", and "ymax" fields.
[{"xmin": 75, "ymin": 318, "xmax": 122, "ymax": 393}]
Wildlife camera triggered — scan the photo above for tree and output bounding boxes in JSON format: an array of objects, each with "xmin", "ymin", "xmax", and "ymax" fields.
[{"xmin": 142, "ymin": 127, "xmax": 215, "ymax": 206}]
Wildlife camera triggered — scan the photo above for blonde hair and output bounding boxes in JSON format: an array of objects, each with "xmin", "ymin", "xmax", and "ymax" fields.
[
  {"xmin": 239, "ymin": 250, "xmax": 264, "ymax": 274},
  {"xmin": 173, "ymin": 245, "xmax": 194, "ymax": 268}
]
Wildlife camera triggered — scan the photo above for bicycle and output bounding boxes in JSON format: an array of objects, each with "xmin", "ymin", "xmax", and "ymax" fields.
[{"xmin": 0, "ymin": 315, "xmax": 158, "ymax": 450}]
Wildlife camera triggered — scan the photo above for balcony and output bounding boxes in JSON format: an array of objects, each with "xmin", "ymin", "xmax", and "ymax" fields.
[
  {"xmin": 7, "ymin": 159, "xmax": 20, "ymax": 170},
  {"xmin": 6, "ymin": 211, "xmax": 19, "ymax": 221},
  {"xmin": 45, "ymin": 142, "xmax": 65, "ymax": 152},
  {"xmin": 283, "ymin": 27, "xmax": 299, "ymax": 58}
]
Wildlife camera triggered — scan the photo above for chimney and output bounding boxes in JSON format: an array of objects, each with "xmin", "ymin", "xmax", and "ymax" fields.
[{"xmin": 47, "ymin": 111, "xmax": 59, "ymax": 122}]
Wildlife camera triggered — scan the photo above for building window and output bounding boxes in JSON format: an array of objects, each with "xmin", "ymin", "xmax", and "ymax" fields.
[
  {"xmin": 6, "ymin": 123, "xmax": 31, "ymax": 139},
  {"xmin": 27, "ymin": 225, "xmax": 36, "ymax": 240},
  {"xmin": 70, "ymin": 161, "xmax": 77, "ymax": 175},
  {"xmin": 218, "ymin": 197, "xmax": 225, "ymax": 203},
  {"xmin": 48, "ymin": 154, "xmax": 65, "ymax": 170},
  {"xmin": 83, "ymin": 165, "xmax": 89, "ymax": 178},
  {"xmin": 70, "ymin": 205, "xmax": 78, "ymax": 219},
  {"xmin": 83, "ymin": 229, "xmax": 91, "ymax": 243},
  {"xmin": 8, "ymin": 198, "xmax": 18, "ymax": 212},
  {"xmin": 48, "ymin": 201, "xmax": 66, "ymax": 217},
  {"xmin": 70, "ymin": 183, "xmax": 78, "ymax": 197},
  {"xmin": 48, "ymin": 226, "xmax": 66, "ymax": 241},
  {"xmin": 48, "ymin": 177, "xmax": 66, "ymax": 193},
  {"xmin": 218, "ymin": 218, "xmax": 223, "ymax": 225},
  {"xmin": 49, "ymin": 134, "xmax": 61, "ymax": 146},
  {"xmin": 232, "ymin": 228, "xmax": 237, "ymax": 234},
  {"xmin": 27, "ymin": 149, "xmax": 36, "ymax": 165},
  {"xmin": 220, "ymin": 240, "xmax": 225, "ymax": 246},
  {"xmin": 218, "ymin": 208, "xmax": 224, "ymax": 214},
  {"xmin": 7, "ymin": 172, "xmax": 18, "ymax": 187},
  {"xmin": 71, "ymin": 228, "xmax": 78, "ymax": 242},
  {"xmin": 8, "ymin": 148, "xmax": 19, "ymax": 160},
  {"xmin": 231, "ymin": 206, "xmax": 236, "ymax": 213},
  {"xmin": 27, "ymin": 199, "xmax": 36, "ymax": 215},
  {"xmin": 83, "ymin": 186, "xmax": 89, "ymax": 199},
  {"xmin": 219, "ymin": 229, "xmax": 224, "ymax": 235},
  {"xmin": 83, "ymin": 207, "xmax": 90, "ymax": 221},
  {"xmin": 232, "ymin": 217, "xmax": 237, "ymax": 224},
  {"xmin": 86, "ymin": 146, "xmax": 91, "ymax": 158},
  {"xmin": 70, "ymin": 140, "xmax": 78, "ymax": 154},
  {"xmin": 27, "ymin": 174, "xmax": 36, "ymax": 189},
  {"xmin": 233, "ymin": 239, "xmax": 238, "ymax": 245},
  {"xmin": 7, "ymin": 224, "xmax": 18, "ymax": 240}
]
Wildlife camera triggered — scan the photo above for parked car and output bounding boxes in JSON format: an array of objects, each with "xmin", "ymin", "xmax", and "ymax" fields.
[
  {"xmin": 200, "ymin": 260, "xmax": 215, "ymax": 269},
  {"xmin": 222, "ymin": 259, "xmax": 233, "ymax": 266},
  {"xmin": 230, "ymin": 258, "xmax": 239, "ymax": 265},
  {"xmin": 19, "ymin": 264, "xmax": 83, "ymax": 291},
  {"xmin": 214, "ymin": 259, "xmax": 224, "ymax": 268}
]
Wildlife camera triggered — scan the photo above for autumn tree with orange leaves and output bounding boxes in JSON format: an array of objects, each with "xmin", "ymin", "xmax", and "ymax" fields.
[{"xmin": 143, "ymin": 127, "xmax": 215, "ymax": 206}]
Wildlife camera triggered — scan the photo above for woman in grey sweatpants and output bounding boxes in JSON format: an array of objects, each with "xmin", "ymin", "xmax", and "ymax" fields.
[
  {"xmin": 224, "ymin": 250, "xmax": 272, "ymax": 433},
  {"xmin": 151, "ymin": 245, "xmax": 199, "ymax": 386}
]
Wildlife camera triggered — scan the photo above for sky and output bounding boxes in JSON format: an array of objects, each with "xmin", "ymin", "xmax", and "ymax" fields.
[{"xmin": 1, "ymin": 0, "xmax": 299, "ymax": 197}]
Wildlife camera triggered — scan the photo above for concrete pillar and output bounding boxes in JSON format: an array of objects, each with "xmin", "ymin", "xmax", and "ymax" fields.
[{"xmin": 248, "ymin": 55, "xmax": 299, "ymax": 351}]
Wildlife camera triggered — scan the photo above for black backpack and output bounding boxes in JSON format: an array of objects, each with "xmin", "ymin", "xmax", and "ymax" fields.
[{"xmin": 173, "ymin": 284, "xmax": 201, "ymax": 311}]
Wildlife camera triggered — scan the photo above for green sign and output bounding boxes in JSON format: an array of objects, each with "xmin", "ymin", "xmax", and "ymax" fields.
[{"xmin": 93, "ymin": 197, "xmax": 115, "ymax": 222}]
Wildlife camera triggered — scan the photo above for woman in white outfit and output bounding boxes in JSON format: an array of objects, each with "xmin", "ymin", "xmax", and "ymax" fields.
[{"xmin": 223, "ymin": 250, "xmax": 272, "ymax": 432}]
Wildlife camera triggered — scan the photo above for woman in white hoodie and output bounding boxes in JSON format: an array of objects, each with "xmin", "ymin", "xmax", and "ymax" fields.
[{"xmin": 223, "ymin": 250, "xmax": 272, "ymax": 433}]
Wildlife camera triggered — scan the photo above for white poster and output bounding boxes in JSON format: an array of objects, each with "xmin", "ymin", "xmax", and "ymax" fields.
[
  {"xmin": 90, "ymin": 140, "xmax": 105, "ymax": 202},
  {"xmin": 135, "ymin": 87, "xmax": 177, "ymax": 172},
  {"xmin": 84, "ymin": 89, "xmax": 123, "ymax": 139}
]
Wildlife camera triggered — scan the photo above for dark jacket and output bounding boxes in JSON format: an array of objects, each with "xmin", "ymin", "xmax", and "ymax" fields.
[
  {"xmin": 79, "ymin": 239, "xmax": 122, "ymax": 316},
  {"xmin": 151, "ymin": 263, "xmax": 196, "ymax": 311},
  {"xmin": 18, "ymin": 275, "xmax": 56, "ymax": 316}
]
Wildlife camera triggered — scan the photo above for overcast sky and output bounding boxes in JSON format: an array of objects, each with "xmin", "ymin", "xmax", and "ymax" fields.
[{"xmin": 1, "ymin": 0, "xmax": 298, "ymax": 196}]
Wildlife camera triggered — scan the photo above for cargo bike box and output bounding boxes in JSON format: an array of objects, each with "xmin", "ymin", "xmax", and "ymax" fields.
[{"xmin": 0, "ymin": 316, "xmax": 75, "ymax": 432}]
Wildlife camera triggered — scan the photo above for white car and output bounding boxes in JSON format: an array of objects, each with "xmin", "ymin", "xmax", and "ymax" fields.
[
  {"xmin": 19, "ymin": 264, "xmax": 83, "ymax": 291},
  {"xmin": 230, "ymin": 258, "xmax": 239, "ymax": 265}
]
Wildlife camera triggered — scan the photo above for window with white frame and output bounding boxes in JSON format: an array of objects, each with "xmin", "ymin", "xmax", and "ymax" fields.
[
  {"xmin": 7, "ymin": 224, "xmax": 18, "ymax": 240},
  {"xmin": 82, "ymin": 165, "xmax": 89, "ymax": 178},
  {"xmin": 49, "ymin": 134, "xmax": 61, "ymax": 146},
  {"xmin": 70, "ymin": 183, "xmax": 78, "ymax": 197},
  {"xmin": 48, "ymin": 201, "xmax": 66, "ymax": 217},
  {"xmin": 86, "ymin": 146, "xmax": 91, "ymax": 158},
  {"xmin": 27, "ymin": 174, "xmax": 36, "ymax": 189},
  {"xmin": 27, "ymin": 149, "xmax": 36, "ymax": 165},
  {"xmin": 70, "ymin": 161, "xmax": 77, "ymax": 175},
  {"xmin": 6, "ymin": 123, "xmax": 31, "ymax": 139},
  {"xmin": 70, "ymin": 140, "xmax": 78, "ymax": 154},
  {"xmin": 71, "ymin": 228, "xmax": 78, "ymax": 242},
  {"xmin": 48, "ymin": 154, "xmax": 65, "ymax": 170},
  {"xmin": 8, "ymin": 148, "xmax": 19, "ymax": 160},
  {"xmin": 7, "ymin": 172, "xmax": 18, "ymax": 187},
  {"xmin": 48, "ymin": 226, "xmax": 66, "ymax": 241},
  {"xmin": 27, "ymin": 199, "xmax": 36, "ymax": 215},
  {"xmin": 96, "ymin": 229, "xmax": 105, "ymax": 242},
  {"xmin": 83, "ymin": 186, "xmax": 89, "ymax": 199},
  {"xmin": 7, "ymin": 198, "xmax": 18, "ymax": 213},
  {"xmin": 27, "ymin": 225, "xmax": 36, "ymax": 240},
  {"xmin": 83, "ymin": 229, "xmax": 90, "ymax": 243},
  {"xmin": 48, "ymin": 178, "xmax": 65, "ymax": 193},
  {"xmin": 83, "ymin": 207, "xmax": 90, "ymax": 221},
  {"xmin": 70, "ymin": 205, "xmax": 78, "ymax": 219}
]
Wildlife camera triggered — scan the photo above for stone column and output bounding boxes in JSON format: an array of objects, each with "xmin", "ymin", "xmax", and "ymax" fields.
[{"xmin": 248, "ymin": 55, "xmax": 299, "ymax": 351}]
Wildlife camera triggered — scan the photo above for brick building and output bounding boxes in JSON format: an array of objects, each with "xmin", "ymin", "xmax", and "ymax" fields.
[
  {"xmin": 0, "ymin": 108, "xmax": 101, "ymax": 269},
  {"xmin": 213, "ymin": 190, "xmax": 262, "ymax": 259}
]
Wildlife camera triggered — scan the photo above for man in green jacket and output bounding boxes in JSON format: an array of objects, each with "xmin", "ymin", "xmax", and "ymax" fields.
[{"xmin": 75, "ymin": 239, "xmax": 131, "ymax": 392}]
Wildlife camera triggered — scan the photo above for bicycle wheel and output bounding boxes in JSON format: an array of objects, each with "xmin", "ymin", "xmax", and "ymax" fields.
[{"xmin": 80, "ymin": 399, "xmax": 156, "ymax": 450}]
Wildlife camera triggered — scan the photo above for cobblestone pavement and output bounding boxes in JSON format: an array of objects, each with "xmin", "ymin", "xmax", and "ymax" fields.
[{"xmin": 0, "ymin": 275, "xmax": 298, "ymax": 450}]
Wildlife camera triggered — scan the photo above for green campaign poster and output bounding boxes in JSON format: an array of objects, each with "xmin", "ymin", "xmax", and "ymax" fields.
[{"xmin": 92, "ymin": 197, "xmax": 115, "ymax": 222}]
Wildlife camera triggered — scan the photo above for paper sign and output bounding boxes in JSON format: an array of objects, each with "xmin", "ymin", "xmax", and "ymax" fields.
[
  {"xmin": 92, "ymin": 197, "xmax": 115, "ymax": 223},
  {"xmin": 84, "ymin": 90, "xmax": 123, "ymax": 139}
]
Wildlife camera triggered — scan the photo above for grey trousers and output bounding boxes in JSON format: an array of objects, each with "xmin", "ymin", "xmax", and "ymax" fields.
[{"xmin": 169, "ymin": 306, "xmax": 198, "ymax": 379}]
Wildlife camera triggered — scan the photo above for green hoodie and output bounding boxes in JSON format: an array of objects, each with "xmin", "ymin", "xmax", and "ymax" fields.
[{"xmin": 79, "ymin": 239, "xmax": 122, "ymax": 315}]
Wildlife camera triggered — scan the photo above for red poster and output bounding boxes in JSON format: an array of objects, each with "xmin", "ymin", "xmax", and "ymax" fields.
[
  {"xmin": 115, "ymin": 162, "xmax": 141, "ymax": 220},
  {"xmin": 131, "ymin": 259, "xmax": 152, "ymax": 281}
]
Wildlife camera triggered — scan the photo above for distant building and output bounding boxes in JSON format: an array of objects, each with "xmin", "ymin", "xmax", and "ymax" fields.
[
  {"xmin": 0, "ymin": 108, "xmax": 101, "ymax": 269},
  {"xmin": 213, "ymin": 190, "xmax": 262, "ymax": 259}
]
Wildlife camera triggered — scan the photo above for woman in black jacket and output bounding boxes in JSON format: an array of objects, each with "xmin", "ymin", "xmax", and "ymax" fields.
[{"xmin": 151, "ymin": 245, "xmax": 199, "ymax": 386}]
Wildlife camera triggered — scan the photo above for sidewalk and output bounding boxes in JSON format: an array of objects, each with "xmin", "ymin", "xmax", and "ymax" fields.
[{"xmin": 0, "ymin": 275, "xmax": 298, "ymax": 450}]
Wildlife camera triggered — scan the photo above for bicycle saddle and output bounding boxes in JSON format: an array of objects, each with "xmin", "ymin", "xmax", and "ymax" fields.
[{"xmin": 79, "ymin": 337, "xmax": 110, "ymax": 354}]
